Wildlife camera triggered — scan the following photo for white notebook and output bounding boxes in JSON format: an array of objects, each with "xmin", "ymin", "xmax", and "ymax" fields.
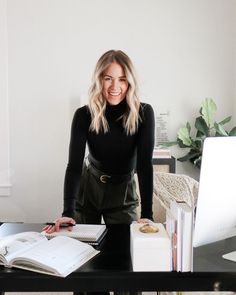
[{"xmin": 42, "ymin": 224, "xmax": 107, "ymax": 245}]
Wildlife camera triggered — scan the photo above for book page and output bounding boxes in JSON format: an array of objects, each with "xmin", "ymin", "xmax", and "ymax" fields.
[
  {"xmin": 11, "ymin": 236, "xmax": 99, "ymax": 277},
  {"xmin": 0, "ymin": 232, "xmax": 47, "ymax": 265}
]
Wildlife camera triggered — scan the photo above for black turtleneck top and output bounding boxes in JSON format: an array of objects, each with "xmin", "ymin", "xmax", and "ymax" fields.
[{"xmin": 63, "ymin": 99, "xmax": 155, "ymax": 220}]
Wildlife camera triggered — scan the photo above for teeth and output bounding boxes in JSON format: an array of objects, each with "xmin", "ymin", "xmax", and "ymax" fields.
[{"xmin": 109, "ymin": 92, "xmax": 121, "ymax": 96}]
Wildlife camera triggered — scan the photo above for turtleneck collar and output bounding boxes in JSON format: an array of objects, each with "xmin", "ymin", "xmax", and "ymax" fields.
[
  {"xmin": 106, "ymin": 98, "xmax": 127, "ymax": 110},
  {"xmin": 105, "ymin": 98, "xmax": 127, "ymax": 120}
]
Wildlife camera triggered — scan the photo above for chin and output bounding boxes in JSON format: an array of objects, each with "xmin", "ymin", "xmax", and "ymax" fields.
[{"xmin": 107, "ymin": 97, "xmax": 124, "ymax": 105}]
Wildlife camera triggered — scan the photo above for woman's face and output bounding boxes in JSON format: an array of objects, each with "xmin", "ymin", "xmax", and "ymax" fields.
[{"xmin": 102, "ymin": 62, "xmax": 129, "ymax": 105}]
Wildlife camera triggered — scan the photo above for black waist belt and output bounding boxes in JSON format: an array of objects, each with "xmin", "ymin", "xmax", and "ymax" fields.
[{"xmin": 88, "ymin": 163, "xmax": 134, "ymax": 184}]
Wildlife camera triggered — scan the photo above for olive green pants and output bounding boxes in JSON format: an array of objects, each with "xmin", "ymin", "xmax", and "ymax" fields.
[{"xmin": 74, "ymin": 163, "xmax": 139, "ymax": 224}]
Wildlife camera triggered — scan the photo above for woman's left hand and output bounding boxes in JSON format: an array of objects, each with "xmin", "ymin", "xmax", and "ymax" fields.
[{"xmin": 137, "ymin": 218, "xmax": 153, "ymax": 223}]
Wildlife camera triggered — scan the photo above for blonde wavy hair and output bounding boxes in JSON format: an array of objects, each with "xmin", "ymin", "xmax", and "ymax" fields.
[{"xmin": 88, "ymin": 50, "xmax": 140, "ymax": 135}]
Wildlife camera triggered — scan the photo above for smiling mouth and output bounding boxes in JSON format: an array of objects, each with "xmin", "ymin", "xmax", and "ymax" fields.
[{"xmin": 108, "ymin": 92, "xmax": 121, "ymax": 96}]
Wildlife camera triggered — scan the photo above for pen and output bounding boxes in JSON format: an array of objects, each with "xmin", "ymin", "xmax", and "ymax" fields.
[{"xmin": 45, "ymin": 222, "xmax": 76, "ymax": 228}]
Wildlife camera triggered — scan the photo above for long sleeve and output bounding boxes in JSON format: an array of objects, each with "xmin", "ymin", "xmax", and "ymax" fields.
[
  {"xmin": 136, "ymin": 104, "xmax": 155, "ymax": 220},
  {"xmin": 62, "ymin": 106, "xmax": 90, "ymax": 217}
]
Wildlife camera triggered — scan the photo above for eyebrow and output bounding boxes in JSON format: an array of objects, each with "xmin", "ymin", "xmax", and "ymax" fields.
[{"xmin": 103, "ymin": 75, "xmax": 127, "ymax": 79}]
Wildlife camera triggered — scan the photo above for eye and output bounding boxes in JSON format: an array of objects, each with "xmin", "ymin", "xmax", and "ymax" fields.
[
  {"xmin": 119, "ymin": 78, "xmax": 127, "ymax": 82},
  {"xmin": 103, "ymin": 76, "xmax": 112, "ymax": 81}
]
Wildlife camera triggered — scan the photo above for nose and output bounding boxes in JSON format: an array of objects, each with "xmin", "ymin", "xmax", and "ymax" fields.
[{"xmin": 110, "ymin": 79, "xmax": 119, "ymax": 90}]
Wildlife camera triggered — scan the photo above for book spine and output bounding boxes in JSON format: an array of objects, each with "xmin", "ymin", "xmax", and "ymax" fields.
[
  {"xmin": 169, "ymin": 201, "xmax": 182, "ymax": 272},
  {"xmin": 166, "ymin": 211, "xmax": 177, "ymax": 271},
  {"xmin": 181, "ymin": 207, "xmax": 193, "ymax": 272}
]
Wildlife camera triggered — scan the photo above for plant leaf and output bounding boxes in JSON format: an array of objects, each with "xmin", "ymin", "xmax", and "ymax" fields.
[
  {"xmin": 177, "ymin": 126, "xmax": 192, "ymax": 146},
  {"xmin": 200, "ymin": 98, "xmax": 217, "ymax": 128},
  {"xmin": 195, "ymin": 116, "xmax": 209, "ymax": 136},
  {"xmin": 177, "ymin": 138, "xmax": 190, "ymax": 148},
  {"xmin": 229, "ymin": 126, "xmax": 236, "ymax": 136},
  {"xmin": 194, "ymin": 137, "xmax": 204, "ymax": 150},
  {"xmin": 218, "ymin": 116, "xmax": 231, "ymax": 125},
  {"xmin": 186, "ymin": 122, "xmax": 191, "ymax": 133},
  {"xmin": 214, "ymin": 123, "xmax": 228, "ymax": 136}
]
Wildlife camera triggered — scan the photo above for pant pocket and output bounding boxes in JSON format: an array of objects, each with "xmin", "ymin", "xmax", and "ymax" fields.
[
  {"xmin": 103, "ymin": 178, "xmax": 138, "ymax": 210},
  {"xmin": 123, "ymin": 178, "xmax": 139, "ymax": 207}
]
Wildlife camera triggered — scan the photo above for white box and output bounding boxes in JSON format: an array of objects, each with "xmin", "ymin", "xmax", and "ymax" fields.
[{"xmin": 130, "ymin": 223, "xmax": 171, "ymax": 271}]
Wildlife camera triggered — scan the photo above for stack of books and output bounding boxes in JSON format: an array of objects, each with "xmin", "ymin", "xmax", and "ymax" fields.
[
  {"xmin": 42, "ymin": 224, "xmax": 107, "ymax": 246},
  {"xmin": 166, "ymin": 200, "xmax": 194, "ymax": 272},
  {"xmin": 153, "ymin": 148, "xmax": 171, "ymax": 159}
]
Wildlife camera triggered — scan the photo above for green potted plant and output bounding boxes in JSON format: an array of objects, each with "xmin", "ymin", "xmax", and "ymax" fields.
[{"xmin": 165, "ymin": 98, "xmax": 236, "ymax": 168}]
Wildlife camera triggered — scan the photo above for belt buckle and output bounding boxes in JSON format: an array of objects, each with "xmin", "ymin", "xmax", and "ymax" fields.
[{"xmin": 100, "ymin": 174, "xmax": 111, "ymax": 183}]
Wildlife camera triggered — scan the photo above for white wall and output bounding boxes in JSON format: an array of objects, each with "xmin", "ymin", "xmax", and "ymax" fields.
[
  {"xmin": 234, "ymin": 2, "xmax": 236, "ymax": 125},
  {"xmin": 1, "ymin": 0, "xmax": 235, "ymax": 222},
  {"xmin": 0, "ymin": 0, "xmax": 11, "ymax": 196}
]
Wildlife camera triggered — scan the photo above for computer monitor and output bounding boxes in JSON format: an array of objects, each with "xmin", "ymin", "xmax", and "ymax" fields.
[{"xmin": 193, "ymin": 136, "xmax": 236, "ymax": 247}]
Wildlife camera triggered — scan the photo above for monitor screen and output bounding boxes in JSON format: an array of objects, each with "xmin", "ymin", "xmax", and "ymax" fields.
[{"xmin": 193, "ymin": 136, "xmax": 236, "ymax": 247}]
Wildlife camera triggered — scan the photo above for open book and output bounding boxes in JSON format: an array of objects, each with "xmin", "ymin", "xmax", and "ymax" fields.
[
  {"xmin": 42, "ymin": 224, "xmax": 107, "ymax": 245},
  {"xmin": 0, "ymin": 231, "xmax": 99, "ymax": 277}
]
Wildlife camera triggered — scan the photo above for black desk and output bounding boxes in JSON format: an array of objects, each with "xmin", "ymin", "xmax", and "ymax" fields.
[{"xmin": 0, "ymin": 223, "xmax": 236, "ymax": 293}]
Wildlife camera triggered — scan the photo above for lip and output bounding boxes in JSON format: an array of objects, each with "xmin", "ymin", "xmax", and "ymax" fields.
[{"xmin": 108, "ymin": 92, "xmax": 121, "ymax": 96}]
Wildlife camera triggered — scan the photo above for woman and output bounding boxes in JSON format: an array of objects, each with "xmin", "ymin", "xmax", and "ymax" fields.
[{"xmin": 45, "ymin": 49, "xmax": 155, "ymax": 233}]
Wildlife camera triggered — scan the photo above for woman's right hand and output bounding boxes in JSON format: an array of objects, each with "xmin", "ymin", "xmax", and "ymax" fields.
[{"xmin": 42, "ymin": 216, "xmax": 76, "ymax": 234}]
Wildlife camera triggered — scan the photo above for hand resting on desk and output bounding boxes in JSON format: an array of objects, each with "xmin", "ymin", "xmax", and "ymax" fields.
[{"xmin": 43, "ymin": 216, "xmax": 76, "ymax": 233}]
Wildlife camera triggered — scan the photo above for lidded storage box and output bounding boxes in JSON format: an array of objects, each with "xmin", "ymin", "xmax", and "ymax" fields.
[{"xmin": 130, "ymin": 223, "xmax": 171, "ymax": 271}]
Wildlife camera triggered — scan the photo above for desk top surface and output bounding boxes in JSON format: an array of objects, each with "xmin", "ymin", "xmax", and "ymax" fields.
[{"xmin": 0, "ymin": 223, "xmax": 236, "ymax": 292}]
